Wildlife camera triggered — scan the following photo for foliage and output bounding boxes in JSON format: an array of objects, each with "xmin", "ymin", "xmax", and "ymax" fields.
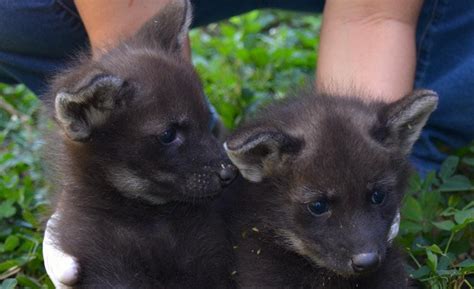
[
  {"xmin": 190, "ymin": 10, "xmax": 320, "ymax": 128},
  {"xmin": 0, "ymin": 9, "xmax": 472, "ymax": 289},
  {"xmin": 0, "ymin": 84, "xmax": 53, "ymax": 288},
  {"xmin": 399, "ymin": 152, "xmax": 474, "ymax": 289}
]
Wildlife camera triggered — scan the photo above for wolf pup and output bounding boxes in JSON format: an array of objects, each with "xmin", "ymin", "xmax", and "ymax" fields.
[
  {"xmin": 223, "ymin": 89, "xmax": 438, "ymax": 289},
  {"xmin": 44, "ymin": 1, "xmax": 237, "ymax": 288}
]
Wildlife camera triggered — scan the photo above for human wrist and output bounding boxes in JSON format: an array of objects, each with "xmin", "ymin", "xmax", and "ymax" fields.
[{"xmin": 316, "ymin": 0, "xmax": 422, "ymax": 102}]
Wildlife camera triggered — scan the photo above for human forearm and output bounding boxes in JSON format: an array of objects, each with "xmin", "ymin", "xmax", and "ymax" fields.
[
  {"xmin": 74, "ymin": 0, "xmax": 191, "ymax": 59},
  {"xmin": 316, "ymin": 0, "xmax": 424, "ymax": 102}
]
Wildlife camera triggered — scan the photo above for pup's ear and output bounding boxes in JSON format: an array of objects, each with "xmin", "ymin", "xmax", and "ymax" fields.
[
  {"xmin": 55, "ymin": 73, "xmax": 124, "ymax": 141},
  {"xmin": 381, "ymin": 90, "xmax": 438, "ymax": 155},
  {"xmin": 224, "ymin": 128, "xmax": 303, "ymax": 182},
  {"xmin": 134, "ymin": 0, "xmax": 192, "ymax": 53}
]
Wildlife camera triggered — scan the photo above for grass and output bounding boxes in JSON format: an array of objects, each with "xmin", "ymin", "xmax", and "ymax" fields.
[{"xmin": 0, "ymin": 10, "xmax": 473, "ymax": 289}]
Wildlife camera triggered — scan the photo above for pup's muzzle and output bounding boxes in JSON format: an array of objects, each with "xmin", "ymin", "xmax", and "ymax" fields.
[
  {"xmin": 218, "ymin": 164, "xmax": 238, "ymax": 186},
  {"xmin": 351, "ymin": 253, "xmax": 381, "ymax": 273}
]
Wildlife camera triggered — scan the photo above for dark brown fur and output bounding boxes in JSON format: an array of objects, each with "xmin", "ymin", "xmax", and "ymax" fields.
[
  {"xmin": 44, "ymin": 1, "xmax": 236, "ymax": 288},
  {"xmin": 223, "ymin": 88, "xmax": 438, "ymax": 289}
]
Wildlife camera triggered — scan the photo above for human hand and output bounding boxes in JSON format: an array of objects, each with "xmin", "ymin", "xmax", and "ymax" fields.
[
  {"xmin": 388, "ymin": 211, "xmax": 401, "ymax": 243},
  {"xmin": 43, "ymin": 214, "xmax": 80, "ymax": 288},
  {"xmin": 74, "ymin": 0, "xmax": 191, "ymax": 60}
]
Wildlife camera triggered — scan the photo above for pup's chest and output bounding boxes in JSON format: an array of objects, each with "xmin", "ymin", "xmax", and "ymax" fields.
[
  {"xmin": 72, "ymin": 209, "xmax": 233, "ymax": 288},
  {"xmin": 141, "ymin": 215, "xmax": 231, "ymax": 268}
]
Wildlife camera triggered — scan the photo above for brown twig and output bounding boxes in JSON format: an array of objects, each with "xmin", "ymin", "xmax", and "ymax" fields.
[
  {"xmin": 0, "ymin": 97, "xmax": 30, "ymax": 122},
  {"xmin": 0, "ymin": 265, "xmax": 21, "ymax": 280}
]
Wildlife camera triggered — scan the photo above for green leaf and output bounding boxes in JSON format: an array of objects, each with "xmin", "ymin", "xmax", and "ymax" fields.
[
  {"xmin": 21, "ymin": 210, "xmax": 38, "ymax": 228},
  {"xmin": 400, "ymin": 220, "xmax": 423, "ymax": 234},
  {"xmin": 432, "ymin": 220, "xmax": 455, "ymax": 231},
  {"xmin": 408, "ymin": 173, "xmax": 422, "ymax": 193},
  {"xmin": 461, "ymin": 267, "xmax": 474, "ymax": 274},
  {"xmin": 16, "ymin": 274, "xmax": 42, "ymax": 289},
  {"xmin": 403, "ymin": 196, "xmax": 423, "ymax": 222},
  {"xmin": 462, "ymin": 157, "xmax": 474, "ymax": 167},
  {"xmin": 0, "ymin": 201, "xmax": 16, "ymax": 219},
  {"xmin": 464, "ymin": 201, "xmax": 474, "ymax": 210},
  {"xmin": 424, "ymin": 244, "xmax": 444, "ymax": 255},
  {"xmin": 0, "ymin": 260, "xmax": 19, "ymax": 273},
  {"xmin": 440, "ymin": 207, "xmax": 457, "ymax": 217},
  {"xmin": 410, "ymin": 265, "xmax": 430, "ymax": 279},
  {"xmin": 0, "ymin": 278, "xmax": 17, "ymax": 289},
  {"xmin": 438, "ymin": 156, "xmax": 459, "ymax": 180},
  {"xmin": 452, "ymin": 219, "xmax": 474, "ymax": 233},
  {"xmin": 448, "ymin": 195, "xmax": 461, "ymax": 207},
  {"xmin": 426, "ymin": 250, "xmax": 438, "ymax": 271},
  {"xmin": 436, "ymin": 269, "xmax": 459, "ymax": 277},
  {"xmin": 458, "ymin": 258, "xmax": 474, "ymax": 268},
  {"xmin": 419, "ymin": 189, "xmax": 441, "ymax": 220},
  {"xmin": 3, "ymin": 235, "xmax": 20, "ymax": 252},
  {"xmin": 421, "ymin": 171, "xmax": 438, "ymax": 193},
  {"xmin": 439, "ymin": 175, "xmax": 472, "ymax": 192},
  {"xmin": 454, "ymin": 208, "xmax": 474, "ymax": 224},
  {"xmin": 437, "ymin": 255, "xmax": 451, "ymax": 271}
]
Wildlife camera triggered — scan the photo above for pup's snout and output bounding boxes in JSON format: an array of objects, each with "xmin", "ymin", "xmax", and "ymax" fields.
[
  {"xmin": 351, "ymin": 253, "xmax": 380, "ymax": 273},
  {"xmin": 218, "ymin": 164, "xmax": 237, "ymax": 186}
]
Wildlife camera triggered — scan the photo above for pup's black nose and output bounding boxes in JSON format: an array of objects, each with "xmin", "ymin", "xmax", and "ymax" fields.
[
  {"xmin": 351, "ymin": 253, "xmax": 380, "ymax": 273},
  {"xmin": 218, "ymin": 165, "xmax": 237, "ymax": 186}
]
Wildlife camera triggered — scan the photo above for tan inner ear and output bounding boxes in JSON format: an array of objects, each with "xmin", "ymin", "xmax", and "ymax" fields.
[
  {"xmin": 224, "ymin": 142, "xmax": 265, "ymax": 183},
  {"xmin": 224, "ymin": 136, "xmax": 287, "ymax": 183},
  {"xmin": 54, "ymin": 76, "xmax": 122, "ymax": 141},
  {"xmin": 55, "ymin": 92, "xmax": 92, "ymax": 141},
  {"xmin": 387, "ymin": 92, "xmax": 438, "ymax": 155}
]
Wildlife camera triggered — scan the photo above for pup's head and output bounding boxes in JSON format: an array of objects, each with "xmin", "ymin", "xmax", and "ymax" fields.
[
  {"xmin": 49, "ymin": 0, "xmax": 236, "ymax": 204},
  {"xmin": 225, "ymin": 90, "xmax": 437, "ymax": 276}
]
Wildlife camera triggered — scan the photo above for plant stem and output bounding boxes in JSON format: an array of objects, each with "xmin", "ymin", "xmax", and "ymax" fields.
[
  {"xmin": 408, "ymin": 249, "xmax": 422, "ymax": 268},
  {"xmin": 464, "ymin": 279, "xmax": 473, "ymax": 289},
  {"xmin": 444, "ymin": 232, "xmax": 455, "ymax": 255}
]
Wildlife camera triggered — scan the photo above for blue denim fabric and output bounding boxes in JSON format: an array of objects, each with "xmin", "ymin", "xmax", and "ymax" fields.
[
  {"xmin": 192, "ymin": 0, "xmax": 323, "ymax": 27},
  {"xmin": 0, "ymin": 0, "xmax": 473, "ymax": 173},
  {"xmin": 411, "ymin": 0, "xmax": 474, "ymax": 174},
  {"xmin": 0, "ymin": 0, "xmax": 88, "ymax": 96}
]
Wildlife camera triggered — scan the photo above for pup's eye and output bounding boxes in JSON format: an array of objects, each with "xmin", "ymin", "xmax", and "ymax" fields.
[
  {"xmin": 159, "ymin": 128, "xmax": 177, "ymax": 144},
  {"xmin": 307, "ymin": 200, "xmax": 330, "ymax": 216},
  {"xmin": 370, "ymin": 191, "xmax": 386, "ymax": 205}
]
